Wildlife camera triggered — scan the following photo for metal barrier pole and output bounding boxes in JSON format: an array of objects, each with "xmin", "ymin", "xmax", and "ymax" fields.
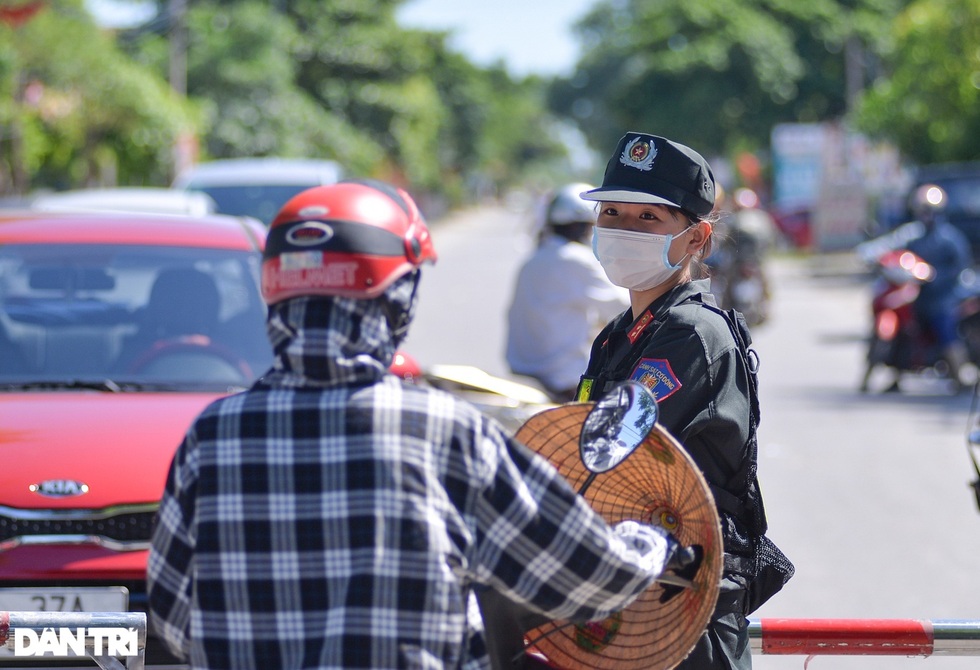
[
  {"xmin": 0, "ymin": 611, "xmax": 146, "ymax": 670},
  {"xmin": 749, "ymin": 618, "xmax": 980, "ymax": 657}
]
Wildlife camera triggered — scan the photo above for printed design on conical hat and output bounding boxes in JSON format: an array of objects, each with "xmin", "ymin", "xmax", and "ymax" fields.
[{"xmin": 516, "ymin": 403, "xmax": 723, "ymax": 670}]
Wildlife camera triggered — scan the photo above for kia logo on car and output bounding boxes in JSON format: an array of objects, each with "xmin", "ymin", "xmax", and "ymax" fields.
[{"xmin": 30, "ymin": 480, "xmax": 90, "ymax": 497}]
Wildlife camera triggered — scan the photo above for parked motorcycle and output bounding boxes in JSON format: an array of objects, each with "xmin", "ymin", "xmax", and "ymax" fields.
[{"xmin": 857, "ymin": 247, "xmax": 980, "ymax": 393}]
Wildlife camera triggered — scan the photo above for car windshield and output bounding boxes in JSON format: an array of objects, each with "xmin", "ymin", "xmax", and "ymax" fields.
[
  {"xmin": 192, "ymin": 184, "xmax": 314, "ymax": 225},
  {"xmin": 0, "ymin": 244, "xmax": 273, "ymax": 391}
]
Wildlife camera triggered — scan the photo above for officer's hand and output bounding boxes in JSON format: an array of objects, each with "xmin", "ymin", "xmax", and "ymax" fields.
[
  {"xmin": 665, "ymin": 542, "xmax": 699, "ymax": 572},
  {"xmin": 659, "ymin": 544, "xmax": 704, "ymax": 603}
]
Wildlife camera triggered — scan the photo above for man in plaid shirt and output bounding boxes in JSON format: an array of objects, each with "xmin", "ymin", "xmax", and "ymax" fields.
[{"xmin": 148, "ymin": 180, "xmax": 682, "ymax": 669}]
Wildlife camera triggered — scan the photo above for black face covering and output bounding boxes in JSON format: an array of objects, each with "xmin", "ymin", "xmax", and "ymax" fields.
[
  {"xmin": 381, "ymin": 270, "xmax": 420, "ymax": 348},
  {"xmin": 264, "ymin": 272, "xmax": 422, "ymax": 385}
]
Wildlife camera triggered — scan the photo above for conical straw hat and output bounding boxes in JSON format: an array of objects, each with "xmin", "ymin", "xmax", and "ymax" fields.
[{"xmin": 515, "ymin": 402, "xmax": 723, "ymax": 670}]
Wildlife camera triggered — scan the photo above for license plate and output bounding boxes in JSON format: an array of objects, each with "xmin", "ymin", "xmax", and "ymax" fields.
[{"xmin": 0, "ymin": 586, "xmax": 129, "ymax": 613}]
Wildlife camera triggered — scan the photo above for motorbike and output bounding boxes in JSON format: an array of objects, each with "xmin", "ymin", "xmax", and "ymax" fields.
[
  {"xmin": 857, "ymin": 247, "xmax": 980, "ymax": 393},
  {"xmin": 714, "ymin": 256, "xmax": 770, "ymax": 327},
  {"xmin": 708, "ymin": 232, "xmax": 771, "ymax": 328},
  {"xmin": 390, "ymin": 351, "xmax": 557, "ymax": 434}
]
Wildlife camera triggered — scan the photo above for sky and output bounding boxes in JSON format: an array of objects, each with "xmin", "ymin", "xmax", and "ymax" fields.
[
  {"xmin": 85, "ymin": 0, "xmax": 154, "ymax": 27},
  {"xmin": 86, "ymin": 0, "xmax": 598, "ymax": 77},
  {"xmin": 396, "ymin": 0, "xmax": 598, "ymax": 77}
]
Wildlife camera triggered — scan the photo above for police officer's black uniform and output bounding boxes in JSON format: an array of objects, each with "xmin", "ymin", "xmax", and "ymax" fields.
[
  {"xmin": 578, "ymin": 278, "xmax": 757, "ymax": 669},
  {"xmin": 573, "ymin": 131, "xmax": 792, "ymax": 669}
]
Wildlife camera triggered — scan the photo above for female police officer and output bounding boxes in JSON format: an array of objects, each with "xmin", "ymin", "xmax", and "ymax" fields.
[{"xmin": 577, "ymin": 132, "xmax": 791, "ymax": 669}]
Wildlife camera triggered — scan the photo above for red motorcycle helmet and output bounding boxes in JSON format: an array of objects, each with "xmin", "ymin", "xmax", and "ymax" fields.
[{"xmin": 261, "ymin": 179, "xmax": 437, "ymax": 304}]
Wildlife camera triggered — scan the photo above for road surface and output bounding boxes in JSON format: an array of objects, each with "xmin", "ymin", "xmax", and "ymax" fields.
[{"xmin": 408, "ymin": 203, "xmax": 980, "ymax": 669}]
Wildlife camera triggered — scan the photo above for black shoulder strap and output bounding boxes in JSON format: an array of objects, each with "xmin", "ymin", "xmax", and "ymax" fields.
[
  {"xmin": 683, "ymin": 295, "xmax": 766, "ymax": 527},
  {"xmin": 685, "ymin": 295, "xmax": 761, "ymax": 428}
]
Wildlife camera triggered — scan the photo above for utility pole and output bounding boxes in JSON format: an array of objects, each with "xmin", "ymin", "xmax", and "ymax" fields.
[
  {"xmin": 168, "ymin": 0, "xmax": 196, "ymax": 180},
  {"xmin": 168, "ymin": 0, "xmax": 187, "ymax": 97},
  {"xmin": 844, "ymin": 35, "xmax": 864, "ymax": 115}
]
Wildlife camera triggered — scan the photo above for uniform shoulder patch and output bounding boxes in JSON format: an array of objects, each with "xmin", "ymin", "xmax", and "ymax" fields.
[{"xmin": 629, "ymin": 358, "xmax": 682, "ymax": 401}]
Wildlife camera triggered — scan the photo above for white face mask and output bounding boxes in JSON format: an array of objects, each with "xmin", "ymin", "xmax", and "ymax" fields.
[{"xmin": 592, "ymin": 226, "xmax": 691, "ymax": 291}]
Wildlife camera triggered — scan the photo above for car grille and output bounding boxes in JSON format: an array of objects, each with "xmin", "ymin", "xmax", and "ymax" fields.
[{"xmin": 0, "ymin": 504, "xmax": 157, "ymax": 552}]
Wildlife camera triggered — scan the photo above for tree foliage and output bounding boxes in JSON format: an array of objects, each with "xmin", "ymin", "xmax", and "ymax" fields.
[
  {"xmin": 853, "ymin": 0, "xmax": 980, "ymax": 163},
  {"xmin": 281, "ymin": 0, "xmax": 569, "ymax": 196},
  {"xmin": 2, "ymin": 0, "xmax": 568, "ymax": 199},
  {"xmin": 0, "ymin": 0, "xmax": 195, "ymax": 190},
  {"xmin": 550, "ymin": 0, "xmax": 906, "ymax": 158},
  {"xmin": 131, "ymin": 1, "xmax": 378, "ymax": 172},
  {"xmin": 126, "ymin": 0, "xmax": 568, "ymax": 201},
  {"xmin": 2, "ymin": 0, "xmax": 974, "ymax": 198}
]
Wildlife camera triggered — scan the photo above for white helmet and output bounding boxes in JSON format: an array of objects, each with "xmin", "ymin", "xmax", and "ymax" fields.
[
  {"xmin": 546, "ymin": 183, "xmax": 598, "ymax": 226},
  {"xmin": 909, "ymin": 183, "xmax": 947, "ymax": 226},
  {"xmin": 910, "ymin": 183, "xmax": 947, "ymax": 216}
]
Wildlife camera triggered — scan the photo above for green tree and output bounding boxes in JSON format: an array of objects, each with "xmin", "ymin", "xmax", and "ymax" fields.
[
  {"xmin": 128, "ymin": 0, "xmax": 570, "ymax": 202},
  {"xmin": 0, "ymin": 0, "xmax": 196, "ymax": 192},
  {"xmin": 474, "ymin": 68, "xmax": 570, "ymax": 192},
  {"xmin": 551, "ymin": 0, "xmax": 905, "ymax": 158},
  {"xmin": 128, "ymin": 1, "xmax": 376, "ymax": 172},
  {"xmin": 285, "ymin": 0, "xmax": 568, "ymax": 194},
  {"xmin": 854, "ymin": 0, "xmax": 980, "ymax": 163}
]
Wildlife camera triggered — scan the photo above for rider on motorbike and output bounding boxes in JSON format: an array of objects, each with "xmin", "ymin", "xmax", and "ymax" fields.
[
  {"xmin": 707, "ymin": 187, "xmax": 775, "ymax": 326},
  {"xmin": 860, "ymin": 183, "xmax": 974, "ymax": 389},
  {"xmin": 506, "ymin": 183, "xmax": 629, "ymax": 401}
]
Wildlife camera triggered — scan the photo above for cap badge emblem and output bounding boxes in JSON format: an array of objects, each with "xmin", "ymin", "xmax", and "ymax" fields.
[{"xmin": 620, "ymin": 136, "xmax": 657, "ymax": 172}]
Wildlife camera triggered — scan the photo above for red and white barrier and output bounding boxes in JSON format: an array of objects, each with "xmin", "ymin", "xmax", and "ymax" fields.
[
  {"xmin": 8, "ymin": 612, "xmax": 980, "ymax": 665},
  {"xmin": 749, "ymin": 618, "xmax": 980, "ymax": 657}
]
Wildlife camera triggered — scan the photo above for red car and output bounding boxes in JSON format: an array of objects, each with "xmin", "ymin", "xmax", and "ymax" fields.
[{"xmin": 0, "ymin": 210, "xmax": 272, "ymax": 665}]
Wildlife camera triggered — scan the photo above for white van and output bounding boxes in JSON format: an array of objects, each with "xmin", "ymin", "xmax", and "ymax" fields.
[
  {"xmin": 31, "ymin": 187, "xmax": 217, "ymax": 217},
  {"xmin": 173, "ymin": 157, "xmax": 345, "ymax": 225}
]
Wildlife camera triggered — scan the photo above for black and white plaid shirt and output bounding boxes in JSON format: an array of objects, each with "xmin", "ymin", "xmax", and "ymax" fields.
[{"xmin": 148, "ymin": 289, "xmax": 660, "ymax": 669}]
